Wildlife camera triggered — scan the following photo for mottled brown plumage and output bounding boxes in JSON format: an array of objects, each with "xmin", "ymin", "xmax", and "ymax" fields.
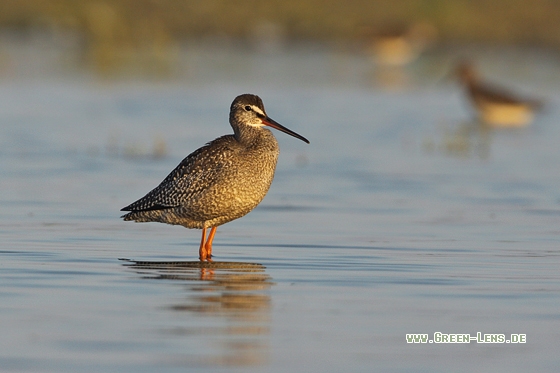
[{"xmin": 121, "ymin": 94, "xmax": 309, "ymax": 260}]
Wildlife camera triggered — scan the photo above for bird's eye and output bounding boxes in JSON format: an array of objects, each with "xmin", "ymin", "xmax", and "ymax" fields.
[{"xmin": 244, "ymin": 105, "xmax": 252, "ymax": 111}]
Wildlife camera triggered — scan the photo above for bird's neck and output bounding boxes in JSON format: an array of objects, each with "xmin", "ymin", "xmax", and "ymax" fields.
[{"xmin": 233, "ymin": 125, "xmax": 275, "ymax": 146}]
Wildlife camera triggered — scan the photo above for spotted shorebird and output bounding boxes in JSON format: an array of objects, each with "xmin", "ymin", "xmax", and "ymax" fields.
[
  {"xmin": 366, "ymin": 22, "xmax": 437, "ymax": 67},
  {"xmin": 457, "ymin": 61, "xmax": 542, "ymax": 127},
  {"xmin": 121, "ymin": 94, "xmax": 309, "ymax": 261}
]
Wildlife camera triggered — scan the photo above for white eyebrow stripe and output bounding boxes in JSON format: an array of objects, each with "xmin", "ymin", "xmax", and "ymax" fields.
[{"xmin": 252, "ymin": 106, "xmax": 265, "ymax": 116}]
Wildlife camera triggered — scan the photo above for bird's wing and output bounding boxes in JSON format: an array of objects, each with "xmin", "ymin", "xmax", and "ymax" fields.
[
  {"xmin": 474, "ymin": 82, "xmax": 541, "ymax": 108},
  {"xmin": 121, "ymin": 135, "xmax": 237, "ymax": 212}
]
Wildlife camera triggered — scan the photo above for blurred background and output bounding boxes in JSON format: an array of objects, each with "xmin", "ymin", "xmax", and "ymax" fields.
[{"xmin": 1, "ymin": 0, "xmax": 560, "ymax": 76}]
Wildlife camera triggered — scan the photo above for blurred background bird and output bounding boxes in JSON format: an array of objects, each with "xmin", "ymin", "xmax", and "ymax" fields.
[{"xmin": 456, "ymin": 61, "xmax": 543, "ymax": 127}]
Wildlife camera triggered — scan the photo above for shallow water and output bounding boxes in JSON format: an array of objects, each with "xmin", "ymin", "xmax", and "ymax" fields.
[{"xmin": 1, "ymin": 41, "xmax": 560, "ymax": 372}]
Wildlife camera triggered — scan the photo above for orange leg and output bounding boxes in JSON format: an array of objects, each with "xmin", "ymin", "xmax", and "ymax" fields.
[
  {"xmin": 199, "ymin": 227, "xmax": 208, "ymax": 261},
  {"xmin": 198, "ymin": 226, "xmax": 217, "ymax": 261},
  {"xmin": 204, "ymin": 226, "xmax": 217, "ymax": 259}
]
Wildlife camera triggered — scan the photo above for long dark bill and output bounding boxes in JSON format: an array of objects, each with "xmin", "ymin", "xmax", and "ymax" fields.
[{"xmin": 261, "ymin": 116, "xmax": 310, "ymax": 144}]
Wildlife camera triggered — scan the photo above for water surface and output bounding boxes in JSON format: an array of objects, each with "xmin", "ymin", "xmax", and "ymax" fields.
[{"xmin": 1, "ymin": 42, "xmax": 560, "ymax": 372}]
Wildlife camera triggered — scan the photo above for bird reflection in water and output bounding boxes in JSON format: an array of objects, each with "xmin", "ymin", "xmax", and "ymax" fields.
[
  {"xmin": 423, "ymin": 120, "xmax": 493, "ymax": 160},
  {"xmin": 121, "ymin": 259, "xmax": 274, "ymax": 367}
]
